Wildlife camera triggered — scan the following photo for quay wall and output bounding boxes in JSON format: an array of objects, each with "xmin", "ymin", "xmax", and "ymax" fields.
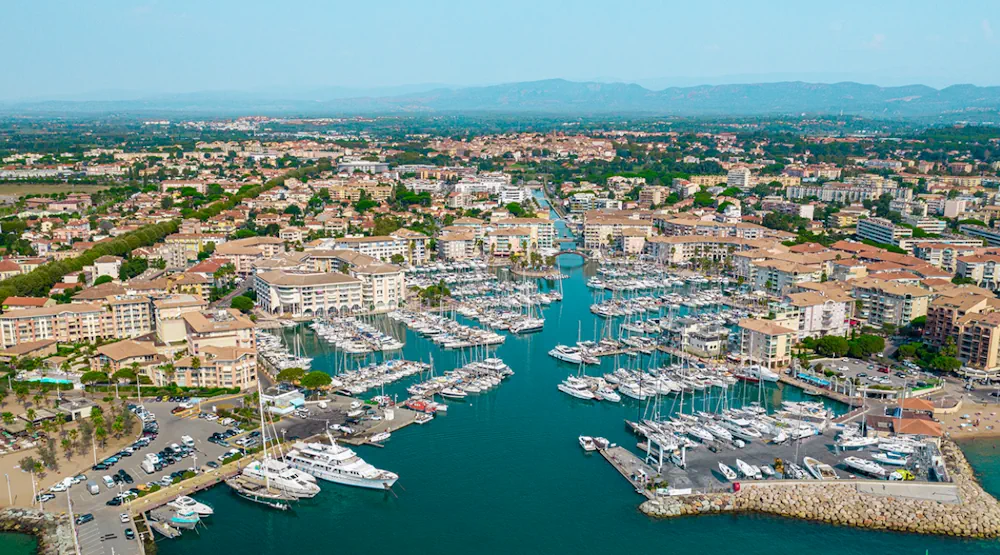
[
  {"xmin": 0, "ymin": 508, "xmax": 75, "ymax": 555},
  {"xmin": 640, "ymin": 441, "xmax": 1000, "ymax": 538}
]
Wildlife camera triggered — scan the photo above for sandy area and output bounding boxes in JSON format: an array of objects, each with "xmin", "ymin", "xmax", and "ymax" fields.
[
  {"xmin": 0, "ymin": 395, "xmax": 139, "ymax": 508},
  {"xmin": 940, "ymin": 397, "xmax": 1000, "ymax": 439}
]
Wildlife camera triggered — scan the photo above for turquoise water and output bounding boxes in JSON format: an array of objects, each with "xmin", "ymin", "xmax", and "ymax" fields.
[
  {"xmin": 0, "ymin": 532, "xmax": 37, "ymax": 555},
  {"xmin": 156, "ymin": 257, "xmax": 1000, "ymax": 555}
]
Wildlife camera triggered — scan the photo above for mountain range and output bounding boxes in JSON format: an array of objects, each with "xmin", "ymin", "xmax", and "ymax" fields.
[{"xmin": 4, "ymin": 79, "xmax": 1000, "ymax": 119}]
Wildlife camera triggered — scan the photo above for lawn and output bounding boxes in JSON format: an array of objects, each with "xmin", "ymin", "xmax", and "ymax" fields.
[{"xmin": 0, "ymin": 183, "xmax": 110, "ymax": 196}]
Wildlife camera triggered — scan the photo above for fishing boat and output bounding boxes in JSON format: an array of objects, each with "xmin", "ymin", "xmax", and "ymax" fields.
[
  {"xmin": 803, "ymin": 457, "xmax": 838, "ymax": 480},
  {"xmin": 718, "ymin": 462, "xmax": 738, "ymax": 481},
  {"xmin": 843, "ymin": 456, "xmax": 888, "ymax": 479}
]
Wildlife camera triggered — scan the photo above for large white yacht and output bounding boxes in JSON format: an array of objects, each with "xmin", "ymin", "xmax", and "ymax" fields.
[
  {"xmin": 239, "ymin": 458, "xmax": 321, "ymax": 498},
  {"xmin": 285, "ymin": 436, "xmax": 399, "ymax": 490},
  {"xmin": 168, "ymin": 495, "xmax": 214, "ymax": 516}
]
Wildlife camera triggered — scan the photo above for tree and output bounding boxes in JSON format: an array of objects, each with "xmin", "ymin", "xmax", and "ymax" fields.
[
  {"xmin": 299, "ymin": 371, "xmax": 332, "ymax": 389},
  {"xmin": 1, "ymin": 411, "xmax": 14, "ymax": 427},
  {"xmin": 930, "ymin": 355, "xmax": 961, "ymax": 373},
  {"xmin": 390, "ymin": 254, "xmax": 405, "ymax": 265},
  {"xmin": 230, "ymin": 296, "xmax": 254, "ymax": 313},
  {"xmin": 80, "ymin": 371, "xmax": 108, "ymax": 387},
  {"xmin": 941, "ymin": 336, "xmax": 959, "ymax": 358},
  {"xmin": 815, "ymin": 335, "xmax": 850, "ymax": 358},
  {"xmin": 93, "ymin": 275, "xmax": 113, "ymax": 286},
  {"xmin": 276, "ymin": 367, "xmax": 306, "ymax": 383}
]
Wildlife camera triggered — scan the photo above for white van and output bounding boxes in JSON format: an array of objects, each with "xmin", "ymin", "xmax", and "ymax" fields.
[
  {"xmin": 102, "ymin": 476, "xmax": 115, "ymax": 489},
  {"xmin": 181, "ymin": 435, "xmax": 195, "ymax": 448}
]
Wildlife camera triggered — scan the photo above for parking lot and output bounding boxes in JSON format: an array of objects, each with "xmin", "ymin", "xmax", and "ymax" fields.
[
  {"xmin": 40, "ymin": 398, "xmax": 267, "ymax": 555},
  {"xmin": 810, "ymin": 357, "xmax": 936, "ymax": 392}
]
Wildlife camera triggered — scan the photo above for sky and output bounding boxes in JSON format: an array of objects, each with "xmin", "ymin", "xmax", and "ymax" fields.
[{"xmin": 4, "ymin": 0, "xmax": 1000, "ymax": 101}]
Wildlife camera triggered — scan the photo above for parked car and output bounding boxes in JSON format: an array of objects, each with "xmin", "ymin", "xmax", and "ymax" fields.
[
  {"xmin": 124, "ymin": 529, "xmax": 135, "ymax": 540},
  {"xmin": 75, "ymin": 514, "xmax": 94, "ymax": 526},
  {"xmin": 120, "ymin": 513, "xmax": 130, "ymax": 523}
]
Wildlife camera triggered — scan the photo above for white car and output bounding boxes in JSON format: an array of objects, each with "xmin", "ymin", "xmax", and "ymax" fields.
[
  {"xmin": 120, "ymin": 513, "xmax": 130, "ymax": 523},
  {"xmin": 49, "ymin": 483, "xmax": 67, "ymax": 493}
]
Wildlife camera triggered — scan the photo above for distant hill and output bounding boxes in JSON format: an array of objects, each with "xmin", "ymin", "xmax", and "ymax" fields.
[{"xmin": 5, "ymin": 79, "xmax": 1000, "ymax": 118}]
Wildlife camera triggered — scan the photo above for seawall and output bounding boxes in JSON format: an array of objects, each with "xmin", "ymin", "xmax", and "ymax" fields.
[
  {"xmin": 0, "ymin": 508, "xmax": 76, "ymax": 555},
  {"xmin": 640, "ymin": 441, "xmax": 1000, "ymax": 538}
]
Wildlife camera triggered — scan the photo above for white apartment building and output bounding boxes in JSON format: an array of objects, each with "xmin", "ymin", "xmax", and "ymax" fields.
[
  {"xmin": 726, "ymin": 167, "xmax": 753, "ymax": 190},
  {"xmin": 353, "ymin": 264, "xmax": 406, "ymax": 311},
  {"xmin": 857, "ymin": 217, "xmax": 912, "ymax": 246}
]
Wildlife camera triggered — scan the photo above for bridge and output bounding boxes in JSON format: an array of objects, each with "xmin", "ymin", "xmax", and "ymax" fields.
[{"xmin": 554, "ymin": 250, "xmax": 589, "ymax": 259}]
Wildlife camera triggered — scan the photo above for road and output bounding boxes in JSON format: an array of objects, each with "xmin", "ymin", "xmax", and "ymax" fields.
[{"xmin": 210, "ymin": 278, "xmax": 251, "ymax": 309}]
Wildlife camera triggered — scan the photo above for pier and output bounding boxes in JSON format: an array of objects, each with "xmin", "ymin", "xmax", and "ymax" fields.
[{"xmin": 599, "ymin": 446, "xmax": 657, "ymax": 499}]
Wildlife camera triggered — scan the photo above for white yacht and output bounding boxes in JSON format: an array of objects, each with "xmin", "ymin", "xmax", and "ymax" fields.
[
  {"xmin": 285, "ymin": 437, "xmax": 398, "ymax": 490},
  {"xmin": 167, "ymin": 495, "xmax": 214, "ymax": 516},
  {"xmin": 558, "ymin": 380, "xmax": 596, "ymax": 400},
  {"xmin": 548, "ymin": 345, "xmax": 584, "ymax": 364},
  {"xmin": 843, "ymin": 456, "xmax": 888, "ymax": 478},
  {"xmin": 718, "ymin": 463, "xmax": 737, "ymax": 481},
  {"xmin": 240, "ymin": 458, "xmax": 321, "ymax": 498}
]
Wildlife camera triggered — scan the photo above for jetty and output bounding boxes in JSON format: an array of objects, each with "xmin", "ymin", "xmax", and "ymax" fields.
[{"xmin": 599, "ymin": 446, "xmax": 657, "ymax": 500}]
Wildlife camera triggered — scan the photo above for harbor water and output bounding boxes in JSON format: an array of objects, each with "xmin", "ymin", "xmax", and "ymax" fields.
[{"xmin": 156, "ymin": 255, "xmax": 1000, "ymax": 555}]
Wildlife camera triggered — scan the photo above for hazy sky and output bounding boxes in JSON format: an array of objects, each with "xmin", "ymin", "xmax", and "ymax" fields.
[{"xmin": 5, "ymin": 0, "xmax": 1000, "ymax": 100}]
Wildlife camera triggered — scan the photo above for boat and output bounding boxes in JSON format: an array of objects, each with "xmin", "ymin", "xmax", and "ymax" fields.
[
  {"xmin": 784, "ymin": 463, "xmax": 806, "ymax": 480},
  {"xmin": 760, "ymin": 465, "xmax": 775, "ymax": 478},
  {"xmin": 837, "ymin": 436, "xmax": 879, "ymax": 450},
  {"xmin": 558, "ymin": 380, "xmax": 596, "ymax": 400},
  {"xmin": 168, "ymin": 495, "xmax": 213, "ymax": 516},
  {"xmin": 735, "ymin": 459, "xmax": 761, "ymax": 479},
  {"xmin": 579, "ymin": 436, "xmax": 597, "ymax": 452},
  {"xmin": 284, "ymin": 435, "xmax": 398, "ymax": 490},
  {"xmin": 239, "ymin": 459, "xmax": 321, "ymax": 498},
  {"xmin": 871, "ymin": 451, "xmax": 909, "ymax": 466},
  {"xmin": 843, "ymin": 456, "xmax": 889, "ymax": 478},
  {"xmin": 414, "ymin": 413, "xmax": 434, "ymax": 425},
  {"xmin": 889, "ymin": 469, "xmax": 915, "ymax": 481},
  {"xmin": 548, "ymin": 345, "xmax": 584, "ymax": 364},
  {"xmin": 718, "ymin": 462, "xmax": 737, "ymax": 481},
  {"xmin": 369, "ymin": 431, "xmax": 391, "ymax": 443},
  {"xmin": 803, "ymin": 457, "xmax": 838, "ymax": 480},
  {"xmin": 594, "ymin": 386, "xmax": 621, "ymax": 403},
  {"xmin": 226, "ymin": 476, "xmax": 295, "ymax": 510},
  {"xmin": 803, "ymin": 388, "xmax": 823, "ymax": 396},
  {"xmin": 438, "ymin": 387, "xmax": 467, "ymax": 399}
]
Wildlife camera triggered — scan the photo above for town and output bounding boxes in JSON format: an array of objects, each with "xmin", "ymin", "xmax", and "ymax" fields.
[{"xmin": 2, "ymin": 114, "xmax": 1000, "ymax": 553}]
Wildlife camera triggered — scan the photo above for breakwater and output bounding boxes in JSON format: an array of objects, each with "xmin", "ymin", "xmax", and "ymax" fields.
[
  {"xmin": 640, "ymin": 441, "xmax": 1000, "ymax": 538},
  {"xmin": 0, "ymin": 509, "xmax": 75, "ymax": 555}
]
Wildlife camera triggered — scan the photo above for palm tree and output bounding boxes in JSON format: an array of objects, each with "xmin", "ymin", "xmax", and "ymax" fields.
[
  {"xmin": 26, "ymin": 408, "xmax": 36, "ymax": 422},
  {"xmin": 1, "ymin": 412, "xmax": 14, "ymax": 427},
  {"xmin": 61, "ymin": 439, "xmax": 73, "ymax": 461},
  {"xmin": 68, "ymin": 429, "xmax": 79, "ymax": 452},
  {"xmin": 32, "ymin": 393, "xmax": 43, "ymax": 408}
]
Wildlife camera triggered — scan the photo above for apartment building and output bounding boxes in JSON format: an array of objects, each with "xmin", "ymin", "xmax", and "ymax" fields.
[
  {"xmin": 352, "ymin": 263, "xmax": 406, "ymax": 311},
  {"xmin": 857, "ymin": 217, "xmax": 912, "ymax": 247},
  {"xmin": 0, "ymin": 303, "xmax": 107, "ymax": 348},
  {"xmin": 153, "ymin": 294, "xmax": 208, "ymax": 344},
  {"xmin": 254, "ymin": 270, "xmax": 364, "ymax": 318},
  {"xmin": 656, "ymin": 217, "xmax": 772, "ymax": 240},
  {"xmin": 778, "ymin": 291, "xmax": 851, "ymax": 339},
  {"xmin": 959, "ymin": 224, "xmax": 1000, "ymax": 247},
  {"xmin": 215, "ymin": 236, "xmax": 286, "ymax": 274},
  {"xmin": 107, "ymin": 296, "xmax": 154, "ymax": 339},
  {"xmin": 330, "ymin": 236, "xmax": 408, "ymax": 263},
  {"xmin": 923, "ymin": 291, "xmax": 1000, "ymax": 347},
  {"xmin": 913, "ymin": 242, "xmax": 980, "ymax": 273},
  {"xmin": 850, "ymin": 279, "xmax": 932, "ymax": 328},
  {"xmin": 165, "ymin": 233, "xmax": 228, "ymax": 262},
  {"xmin": 583, "ymin": 215, "xmax": 654, "ymax": 250},
  {"xmin": 638, "ymin": 186, "xmax": 670, "ymax": 206},
  {"xmin": 751, "ymin": 260, "xmax": 823, "ymax": 296},
  {"xmin": 171, "ymin": 346, "xmax": 257, "ymax": 390},
  {"xmin": 389, "ymin": 228, "xmax": 431, "ymax": 266},
  {"xmin": 438, "ymin": 231, "xmax": 478, "ymax": 261},
  {"xmin": 738, "ymin": 318, "xmax": 795, "ymax": 369},
  {"xmin": 786, "ymin": 182, "xmax": 911, "ymax": 203},
  {"xmin": 485, "ymin": 228, "xmax": 534, "ymax": 256},
  {"xmin": 181, "ymin": 309, "xmax": 256, "ymax": 356},
  {"xmin": 956, "ymin": 254, "xmax": 1000, "ymax": 290},
  {"xmin": 90, "ymin": 340, "xmax": 159, "ymax": 374},
  {"xmin": 726, "ymin": 167, "xmax": 753, "ymax": 190},
  {"xmin": 493, "ymin": 218, "xmax": 555, "ymax": 250}
]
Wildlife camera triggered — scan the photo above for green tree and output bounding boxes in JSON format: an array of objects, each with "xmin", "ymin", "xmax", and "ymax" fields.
[
  {"xmin": 299, "ymin": 371, "xmax": 332, "ymax": 389},
  {"xmin": 815, "ymin": 335, "xmax": 850, "ymax": 358},
  {"xmin": 231, "ymin": 296, "xmax": 254, "ymax": 313},
  {"xmin": 93, "ymin": 275, "xmax": 113, "ymax": 286},
  {"xmin": 276, "ymin": 367, "xmax": 306, "ymax": 383}
]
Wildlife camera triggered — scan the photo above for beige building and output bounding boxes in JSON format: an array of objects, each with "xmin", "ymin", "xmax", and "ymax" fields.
[
  {"xmin": 738, "ymin": 318, "xmax": 795, "ymax": 369},
  {"xmin": 850, "ymin": 279, "xmax": 932, "ymax": 328},
  {"xmin": 154, "ymin": 295, "xmax": 209, "ymax": 344},
  {"xmin": 353, "ymin": 263, "xmax": 406, "ymax": 312},
  {"xmin": 215, "ymin": 236, "xmax": 286, "ymax": 274},
  {"xmin": 254, "ymin": 270, "xmax": 364, "ymax": 317},
  {"xmin": 438, "ymin": 231, "xmax": 478, "ymax": 261},
  {"xmin": 0, "ymin": 303, "xmax": 107, "ymax": 348},
  {"xmin": 182, "ymin": 309, "xmax": 256, "ymax": 356}
]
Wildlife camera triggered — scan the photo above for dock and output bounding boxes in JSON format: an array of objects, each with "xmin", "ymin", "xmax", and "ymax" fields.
[{"xmin": 599, "ymin": 446, "xmax": 657, "ymax": 499}]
